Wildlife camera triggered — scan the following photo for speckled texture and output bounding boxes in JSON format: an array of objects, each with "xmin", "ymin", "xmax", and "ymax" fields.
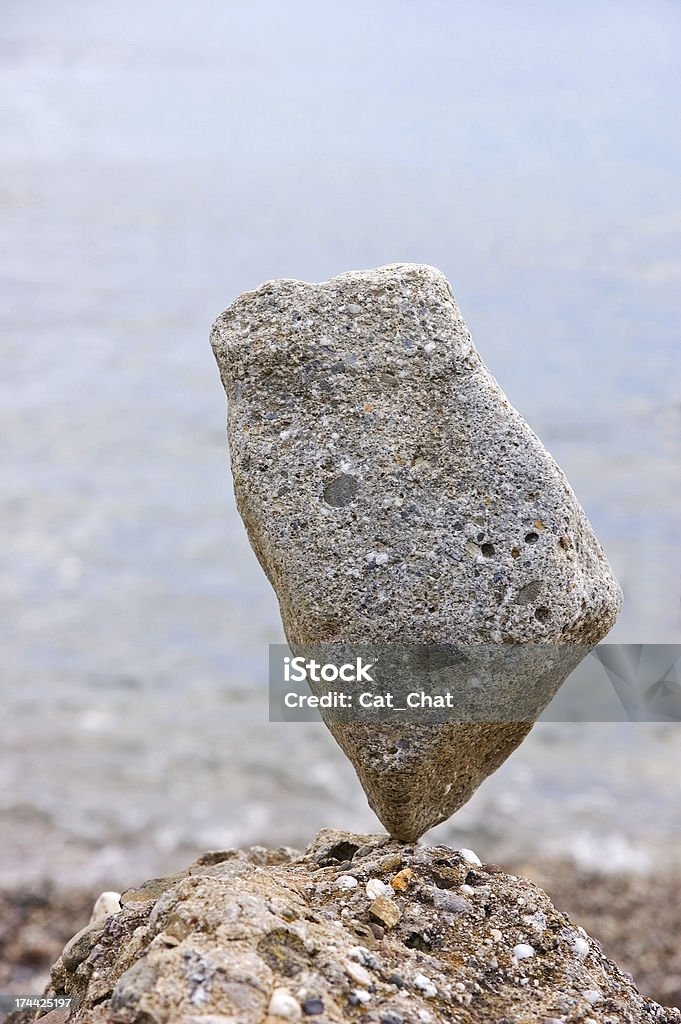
[
  {"xmin": 43, "ymin": 831, "xmax": 679, "ymax": 1024},
  {"xmin": 210, "ymin": 264, "xmax": 622, "ymax": 839}
]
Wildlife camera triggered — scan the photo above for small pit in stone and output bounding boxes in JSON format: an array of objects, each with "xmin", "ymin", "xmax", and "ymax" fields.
[
  {"xmin": 404, "ymin": 930, "xmax": 437, "ymax": 952},
  {"xmin": 318, "ymin": 840, "xmax": 360, "ymax": 865},
  {"xmin": 524, "ymin": 531, "xmax": 539, "ymax": 544},
  {"xmin": 257, "ymin": 929, "xmax": 311, "ymax": 976},
  {"xmin": 323, "ymin": 474, "xmax": 359, "ymax": 508},
  {"xmin": 534, "ymin": 606, "xmax": 551, "ymax": 622},
  {"xmin": 480, "ymin": 542, "xmax": 495, "ymax": 558}
]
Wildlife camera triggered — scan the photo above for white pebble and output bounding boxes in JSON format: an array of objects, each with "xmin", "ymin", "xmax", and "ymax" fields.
[
  {"xmin": 268, "ymin": 986, "xmax": 301, "ymax": 1021},
  {"xmin": 461, "ymin": 884, "xmax": 475, "ymax": 895},
  {"xmin": 348, "ymin": 945, "xmax": 373, "ymax": 965},
  {"xmin": 337, "ymin": 874, "xmax": 358, "ymax": 890},
  {"xmin": 413, "ymin": 973, "xmax": 437, "ymax": 998},
  {"xmin": 583, "ymin": 989, "xmax": 603, "ymax": 1005},
  {"xmin": 490, "ymin": 928, "xmax": 503, "ymax": 942},
  {"xmin": 352, "ymin": 989, "xmax": 371, "ymax": 1004},
  {"xmin": 346, "ymin": 961, "xmax": 372, "ymax": 987},
  {"xmin": 366, "ymin": 878, "xmax": 392, "ymax": 899},
  {"xmin": 513, "ymin": 943, "xmax": 535, "ymax": 962},
  {"xmin": 459, "ymin": 848, "xmax": 482, "ymax": 867},
  {"xmin": 568, "ymin": 931, "xmax": 590, "ymax": 958},
  {"xmin": 90, "ymin": 891, "xmax": 121, "ymax": 923}
]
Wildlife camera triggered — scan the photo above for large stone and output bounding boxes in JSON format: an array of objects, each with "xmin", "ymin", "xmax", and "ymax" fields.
[
  {"xmin": 42, "ymin": 832, "xmax": 679, "ymax": 1024},
  {"xmin": 210, "ymin": 264, "xmax": 622, "ymax": 840}
]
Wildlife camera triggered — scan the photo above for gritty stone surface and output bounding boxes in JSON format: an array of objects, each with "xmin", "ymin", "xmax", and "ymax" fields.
[
  {"xmin": 42, "ymin": 831, "xmax": 679, "ymax": 1024},
  {"xmin": 6, "ymin": 862, "xmax": 681, "ymax": 1017},
  {"xmin": 210, "ymin": 264, "xmax": 622, "ymax": 840}
]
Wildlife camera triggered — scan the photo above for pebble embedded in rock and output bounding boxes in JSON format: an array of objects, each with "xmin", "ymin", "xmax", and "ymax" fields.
[
  {"xmin": 89, "ymin": 890, "xmax": 121, "ymax": 924},
  {"xmin": 345, "ymin": 960, "xmax": 372, "ymax": 987},
  {"xmin": 459, "ymin": 849, "xmax": 482, "ymax": 867},
  {"xmin": 513, "ymin": 943, "xmax": 536, "ymax": 963},
  {"xmin": 431, "ymin": 888, "xmax": 472, "ymax": 915},
  {"xmin": 366, "ymin": 878, "xmax": 393, "ymax": 900},
  {"xmin": 370, "ymin": 894, "xmax": 402, "ymax": 930},
  {"xmin": 323, "ymin": 474, "xmax": 359, "ymax": 508},
  {"xmin": 568, "ymin": 932, "xmax": 590, "ymax": 959},
  {"xmin": 211, "ymin": 264, "xmax": 623, "ymax": 841},
  {"xmin": 268, "ymin": 986, "xmax": 302, "ymax": 1021},
  {"xmin": 390, "ymin": 867, "xmax": 414, "ymax": 891},
  {"xmin": 413, "ymin": 973, "xmax": 438, "ymax": 998},
  {"xmin": 348, "ymin": 944, "xmax": 377, "ymax": 967}
]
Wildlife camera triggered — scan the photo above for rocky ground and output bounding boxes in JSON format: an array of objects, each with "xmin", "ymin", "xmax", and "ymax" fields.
[{"xmin": 2, "ymin": 831, "xmax": 679, "ymax": 1024}]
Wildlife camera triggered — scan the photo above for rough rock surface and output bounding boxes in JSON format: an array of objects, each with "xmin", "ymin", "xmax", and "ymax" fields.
[
  {"xmin": 41, "ymin": 831, "xmax": 679, "ymax": 1024},
  {"xmin": 210, "ymin": 264, "xmax": 622, "ymax": 840}
]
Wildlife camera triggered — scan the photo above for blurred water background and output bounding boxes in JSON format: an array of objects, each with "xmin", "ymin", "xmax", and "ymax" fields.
[{"xmin": 1, "ymin": 0, "xmax": 680, "ymax": 889}]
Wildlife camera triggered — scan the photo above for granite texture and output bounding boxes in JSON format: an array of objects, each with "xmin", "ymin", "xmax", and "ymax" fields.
[{"xmin": 210, "ymin": 264, "xmax": 622, "ymax": 839}]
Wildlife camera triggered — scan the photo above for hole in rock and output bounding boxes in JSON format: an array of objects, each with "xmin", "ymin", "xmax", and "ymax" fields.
[
  {"xmin": 319, "ymin": 841, "xmax": 360, "ymax": 865},
  {"xmin": 404, "ymin": 932, "xmax": 432, "ymax": 952}
]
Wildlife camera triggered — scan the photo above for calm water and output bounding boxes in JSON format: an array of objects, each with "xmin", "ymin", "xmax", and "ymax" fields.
[{"xmin": 1, "ymin": 0, "xmax": 680, "ymax": 887}]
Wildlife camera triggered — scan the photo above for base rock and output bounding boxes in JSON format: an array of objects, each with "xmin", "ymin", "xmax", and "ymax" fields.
[{"xmin": 43, "ymin": 831, "xmax": 679, "ymax": 1024}]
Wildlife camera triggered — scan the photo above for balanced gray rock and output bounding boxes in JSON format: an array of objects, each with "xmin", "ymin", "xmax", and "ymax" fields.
[
  {"xmin": 44, "ymin": 831, "xmax": 679, "ymax": 1024},
  {"xmin": 210, "ymin": 264, "xmax": 622, "ymax": 840}
]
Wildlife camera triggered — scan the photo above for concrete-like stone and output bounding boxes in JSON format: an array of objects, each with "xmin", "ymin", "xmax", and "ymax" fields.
[
  {"xmin": 210, "ymin": 264, "xmax": 622, "ymax": 839},
  {"xmin": 44, "ymin": 832, "xmax": 679, "ymax": 1024}
]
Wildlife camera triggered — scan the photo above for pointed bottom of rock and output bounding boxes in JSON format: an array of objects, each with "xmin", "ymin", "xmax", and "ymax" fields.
[{"xmin": 329, "ymin": 721, "xmax": 532, "ymax": 841}]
